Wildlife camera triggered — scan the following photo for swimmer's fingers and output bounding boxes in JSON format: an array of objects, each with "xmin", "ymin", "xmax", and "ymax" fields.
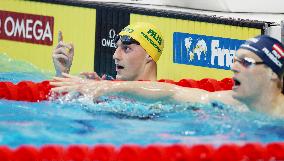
[
  {"xmin": 101, "ymin": 74, "xmax": 107, "ymax": 80},
  {"xmin": 52, "ymin": 73, "xmax": 83, "ymax": 81},
  {"xmin": 63, "ymin": 73, "xmax": 99, "ymax": 85},
  {"xmin": 52, "ymin": 54, "xmax": 71, "ymax": 77},
  {"xmin": 64, "ymin": 43, "xmax": 74, "ymax": 68},
  {"xmin": 51, "ymin": 80, "xmax": 111, "ymax": 97},
  {"xmin": 66, "ymin": 43, "xmax": 74, "ymax": 56},
  {"xmin": 51, "ymin": 83, "xmax": 89, "ymax": 95},
  {"xmin": 62, "ymin": 73, "xmax": 90, "ymax": 83},
  {"xmin": 52, "ymin": 53, "xmax": 69, "ymax": 65},
  {"xmin": 58, "ymin": 31, "xmax": 63, "ymax": 43},
  {"xmin": 62, "ymin": 73, "xmax": 80, "ymax": 79},
  {"xmin": 59, "ymin": 43, "xmax": 73, "ymax": 54},
  {"xmin": 54, "ymin": 43, "xmax": 73, "ymax": 66},
  {"xmin": 50, "ymin": 85, "xmax": 79, "ymax": 93},
  {"xmin": 53, "ymin": 46, "xmax": 69, "ymax": 57},
  {"xmin": 52, "ymin": 76, "xmax": 71, "ymax": 82},
  {"xmin": 52, "ymin": 47, "xmax": 71, "ymax": 72},
  {"xmin": 50, "ymin": 81, "xmax": 78, "ymax": 87},
  {"xmin": 80, "ymin": 72, "xmax": 101, "ymax": 80},
  {"xmin": 55, "ymin": 41, "xmax": 65, "ymax": 50},
  {"xmin": 55, "ymin": 40, "xmax": 72, "ymax": 49},
  {"xmin": 51, "ymin": 78, "xmax": 79, "ymax": 85}
]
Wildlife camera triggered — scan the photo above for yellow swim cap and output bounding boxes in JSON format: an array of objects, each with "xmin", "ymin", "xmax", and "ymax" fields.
[{"xmin": 119, "ymin": 22, "xmax": 164, "ymax": 62}]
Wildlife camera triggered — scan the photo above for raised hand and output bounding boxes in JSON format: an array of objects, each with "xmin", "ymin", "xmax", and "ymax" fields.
[{"xmin": 52, "ymin": 31, "xmax": 74, "ymax": 77}]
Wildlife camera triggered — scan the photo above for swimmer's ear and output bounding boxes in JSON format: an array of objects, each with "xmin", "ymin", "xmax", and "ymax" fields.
[
  {"xmin": 270, "ymin": 70, "xmax": 278, "ymax": 80},
  {"xmin": 146, "ymin": 55, "xmax": 153, "ymax": 63}
]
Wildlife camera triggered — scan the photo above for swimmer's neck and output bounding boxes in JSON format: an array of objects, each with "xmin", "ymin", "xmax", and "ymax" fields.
[
  {"xmin": 245, "ymin": 91, "xmax": 284, "ymax": 117},
  {"xmin": 134, "ymin": 62, "xmax": 157, "ymax": 81},
  {"xmin": 136, "ymin": 74, "xmax": 156, "ymax": 81},
  {"xmin": 270, "ymin": 95, "xmax": 284, "ymax": 117}
]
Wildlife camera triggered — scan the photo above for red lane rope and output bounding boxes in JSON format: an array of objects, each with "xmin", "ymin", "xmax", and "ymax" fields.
[
  {"xmin": 1, "ymin": 79, "xmax": 284, "ymax": 159},
  {"xmin": 0, "ymin": 143, "xmax": 284, "ymax": 161},
  {"xmin": 0, "ymin": 78, "xmax": 233, "ymax": 102},
  {"xmin": 0, "ymin": 80, "xmax": 51, "ymax": 102}
]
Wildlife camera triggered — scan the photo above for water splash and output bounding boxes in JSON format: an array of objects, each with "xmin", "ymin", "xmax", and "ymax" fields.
[{"xmin": 0, "ymin": 53, "xmax": 51, "ymax": 82}]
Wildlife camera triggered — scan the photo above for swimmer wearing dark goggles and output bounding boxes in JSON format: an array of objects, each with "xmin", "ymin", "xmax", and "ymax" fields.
[{"xmin": 114, "ymin": 35, "xmax": 140, "ymax": 45}]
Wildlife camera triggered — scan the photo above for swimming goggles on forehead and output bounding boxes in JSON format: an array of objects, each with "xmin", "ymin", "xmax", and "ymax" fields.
[
  {"xmin": 234, "ymin": 57, "xmax": 264, "ymax": 68},
  {"xmin": 113, "ymin": 35, "xmax": 140, "ymax": 45}
]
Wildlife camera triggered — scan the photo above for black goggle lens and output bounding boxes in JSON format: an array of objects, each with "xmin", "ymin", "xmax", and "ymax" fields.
[{"xmin": 114, "ymin": 35, "xmax": 140, "ymax": 45}]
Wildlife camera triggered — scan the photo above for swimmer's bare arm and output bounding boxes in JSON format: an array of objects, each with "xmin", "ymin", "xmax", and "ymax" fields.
[
  {"xmin": 107, "ymin": 81, "xmax": 210, "ymax": 102},
  {"xmin": 210, "ymin": 90, "xmax": 248, "ymax": 111},
  {"xmin": 51, "ymin": 80, "xmax": 211, "ymax": 103},
  {"xmin": 51, "ymin": 76, "xmax": 247, "ymax": 110},
  {"xmin": 108, "ymin": 83, "xmax": 246, "ymax": 110},
  {"xmin": 103, "ymin": 81, "xmax": 242, "ymax": 105}
]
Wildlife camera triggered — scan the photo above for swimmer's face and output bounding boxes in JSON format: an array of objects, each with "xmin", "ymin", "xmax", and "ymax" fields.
[
  {"xmin": 231, "ymin": 49, "xmax": 272, "ymax": 101},
  {"xmin": 113, "ymin": 40, "xmax": 150, "ymax": 81}
]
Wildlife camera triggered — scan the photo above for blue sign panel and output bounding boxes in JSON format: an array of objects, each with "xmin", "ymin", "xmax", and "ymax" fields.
[{"xmin": 173, "ymin": 32, "xmax": 245, "ymax": 70}]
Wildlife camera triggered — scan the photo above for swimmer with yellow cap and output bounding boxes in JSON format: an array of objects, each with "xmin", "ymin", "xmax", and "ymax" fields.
[
  {"xmin": 52, "ymin": 22, "xmax": 164, "ymax": 81},
  {"xmin": 113, "ymin": 22, "xmax": 164, "ymax": 81},
  {"xmin": 52, "ymin": 35, "xmax": 284, "ymax": 117}
]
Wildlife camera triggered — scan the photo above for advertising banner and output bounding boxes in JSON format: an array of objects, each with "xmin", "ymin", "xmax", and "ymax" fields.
[
  {"xmin": 173, "ymin": 32, "xmax": 244, "ymax": 70},
  {"xmin": 0, "ymin": 10, "xmax": 54, "ymax": 46}
]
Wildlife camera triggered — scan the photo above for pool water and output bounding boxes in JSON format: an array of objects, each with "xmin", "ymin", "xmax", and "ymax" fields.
[{"xmin": 1, "ymin": 53, "xmax": 284, "ymax": 148}]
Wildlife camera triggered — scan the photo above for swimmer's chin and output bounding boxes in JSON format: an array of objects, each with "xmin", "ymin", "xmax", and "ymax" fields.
[
  {"xmin": 115, "ymin": 75, "xmax": 124, "ymax": 81},
  {"xmin": 231, "ymin": 91, "xmax": 243, "ymax": 103}
]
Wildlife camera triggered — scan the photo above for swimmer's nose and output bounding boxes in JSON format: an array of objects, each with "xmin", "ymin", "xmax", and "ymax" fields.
[
  {"xmin": 231, "ymin": 61, "xmax": 241, "ymax": 74},
  {"xmin": 113, "ymin": 47, "xmax": 122, "ymax": 60}
]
